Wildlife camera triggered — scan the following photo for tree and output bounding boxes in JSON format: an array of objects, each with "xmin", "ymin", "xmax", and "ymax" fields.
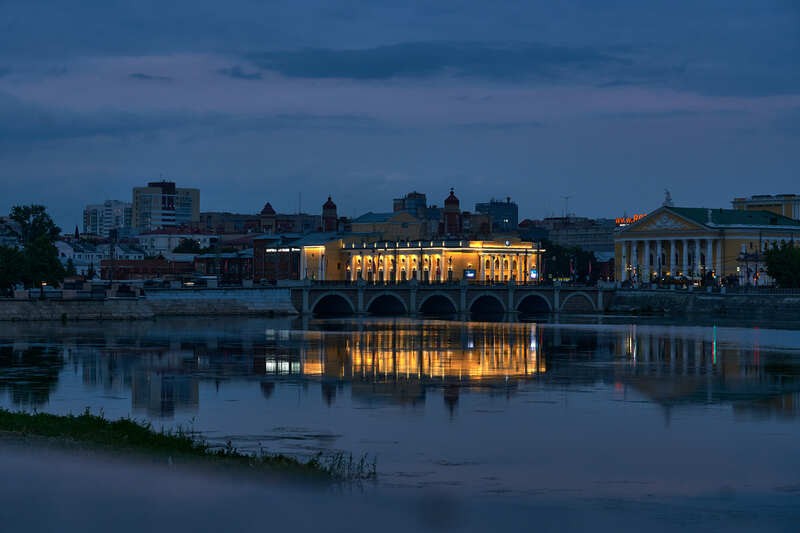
[
  {"xmin": 9, "ymin": 205, "xmax": 61, "ymax": 245},
  {"xmin": 23, "ymin": 235, "xmax": 65, "ymax": 289},
  {"xmin": 65, "ymin": 258, "xmax": 77, "ymax": 277},
  {"xmin": 765, "ymin": 243, "xmax": 800, "ymax": 288},
  {"xmin": 541, "ymin": 239, "xmax": 598, "ymax": 282},
  {"xmin": 0, "ymin": 246, "xmax": 25, "ymax": 293},
  {"xmin": 5, "ymin": 206, "xmax": 64, "ymax": 289}
]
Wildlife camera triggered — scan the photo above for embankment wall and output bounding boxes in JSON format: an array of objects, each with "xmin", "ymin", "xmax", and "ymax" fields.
[
  {"xmin": 609, "ymin": 290, "xmax": 800, "ymax": 319},
  {"xmin": 0, "ymin": 288, "xmax": 297, "ymax": 321}
]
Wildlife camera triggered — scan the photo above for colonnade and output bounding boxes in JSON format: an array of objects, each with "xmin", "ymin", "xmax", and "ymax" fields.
[
  {"xmin": 619, "ymin": 237, "xmax": 723, "ymax": 282},
  {"xmin": 478, "ymin": 252, "xmax": 536, "ymax": 283}
]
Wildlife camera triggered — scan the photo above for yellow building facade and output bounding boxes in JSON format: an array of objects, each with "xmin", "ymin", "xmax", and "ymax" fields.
[
  {"xmin": 732, "ymin": 194, "xmax": 800, "ymax": 220},
  {"xmin": 615, "ymin": 206, "xmax": 800, "ymax": 285},
  {"xmin": 300, "ymin": 237, "xmax": 543, "ymax": 283}
]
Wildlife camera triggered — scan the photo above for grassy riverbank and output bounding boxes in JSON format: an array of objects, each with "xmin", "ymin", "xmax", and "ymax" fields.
[{"xmin": 0, "ymin": 408, "xmax": 375, "ymax": 481}]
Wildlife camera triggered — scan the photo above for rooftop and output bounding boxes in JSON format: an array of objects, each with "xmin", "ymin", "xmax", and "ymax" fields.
[{"xmin": 670, "ymin": 207, "xmax": 800, "ymax": 228}]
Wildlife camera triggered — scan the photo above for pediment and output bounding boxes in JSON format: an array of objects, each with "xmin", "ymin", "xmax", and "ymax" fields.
[{"xmin": 622, "ymin": 211, "xmax": 703, "ymax": 234}]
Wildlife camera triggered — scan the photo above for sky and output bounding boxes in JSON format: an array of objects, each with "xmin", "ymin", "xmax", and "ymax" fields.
[{"xmin": 1, "ymin": 0, "xmax": 799, "ymax": 230}]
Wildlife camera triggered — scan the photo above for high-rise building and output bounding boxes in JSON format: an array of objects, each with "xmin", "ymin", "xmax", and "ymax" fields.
[
  {"xmin": 132, "ymin": 180, "xmax": 200, "ymax": 233},
  {"xmin": 475, "ymin": 197, "xmax": 519, "ymax": 233},
  {"xmin": 83, "ymin": 200, "xmax": 133, "ymax": 237},
  {"xmin": 393, "ymin": 191, "xmax": 428, "ymax": 219}
]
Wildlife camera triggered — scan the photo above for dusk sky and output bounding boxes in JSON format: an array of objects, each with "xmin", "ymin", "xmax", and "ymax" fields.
[{"xmin": 1, "ymin": 1, "xmax": 798, "ymax": 230}]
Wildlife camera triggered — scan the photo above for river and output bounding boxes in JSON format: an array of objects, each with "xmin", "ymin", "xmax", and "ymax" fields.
[{"xmin": 1, "ymin": 316, "xmax": 799, "ymax": 531}]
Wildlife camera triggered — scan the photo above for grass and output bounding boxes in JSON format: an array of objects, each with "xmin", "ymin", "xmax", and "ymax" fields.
[{"xmin": 0, "ymin": 408, "xmax": 376, "ymax": 482}]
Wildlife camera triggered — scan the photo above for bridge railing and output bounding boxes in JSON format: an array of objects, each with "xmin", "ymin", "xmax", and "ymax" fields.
[{"xmin": 304, "ymin": 280, "xmax": 599, "ymax": 289}]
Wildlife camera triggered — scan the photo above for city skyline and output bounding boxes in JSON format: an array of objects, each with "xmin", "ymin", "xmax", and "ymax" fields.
[{"xmin": 2, "ymin": 1, "xmax": 799, "ymax": 233}]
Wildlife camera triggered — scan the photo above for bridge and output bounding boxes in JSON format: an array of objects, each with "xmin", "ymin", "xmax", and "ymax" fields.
[{"xmin": 290, "ymin": 281, "xmax": 613, "ymax": 317}]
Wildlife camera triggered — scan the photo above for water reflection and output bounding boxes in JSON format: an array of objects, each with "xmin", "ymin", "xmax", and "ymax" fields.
[
  {"xmin": 0, "ymin": 345, "xmax": 63, "ymax": 407},
  {"xmin": 0, "ymin": 318, "xmax": 798, "ymax": 420}
]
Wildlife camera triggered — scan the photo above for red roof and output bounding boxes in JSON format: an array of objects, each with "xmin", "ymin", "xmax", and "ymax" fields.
[
  {"xmin": 323, "ymin": 196, "xmax": 337, "ymax": 209},
  {"xmin": 260, "ymin": 202, "xmax": 276, "ymax": 215}
]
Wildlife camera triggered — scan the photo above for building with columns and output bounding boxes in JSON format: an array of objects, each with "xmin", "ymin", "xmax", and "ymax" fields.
[
  {"xmin": 255, "ymin": 234, "xmax": 543, "ymax": 284},
  {"xmin": 336, "ymin": 237, "xmax": 542, "ymax": 284},
  {"xmin": 615, "ymin": 206, "xmax": 800, "ymax": 285}
]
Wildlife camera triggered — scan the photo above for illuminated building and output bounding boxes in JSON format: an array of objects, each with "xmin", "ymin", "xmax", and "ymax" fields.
[
  {"xmin": 615, "ymin": 205, "xmax": 800, "ymax": 285},
  {"xmin": 732, "ymin": 194, "xmax": 800, "ymax": 220},
  {"xmin": 337, "ymin": 237, "xmax": 542, "ymax": 283}
]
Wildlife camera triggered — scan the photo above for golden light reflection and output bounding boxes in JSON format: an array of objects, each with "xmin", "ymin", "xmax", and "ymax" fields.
[{"xmin": 295, "ymin": 323, "xmax": 545, "ymax": 382}]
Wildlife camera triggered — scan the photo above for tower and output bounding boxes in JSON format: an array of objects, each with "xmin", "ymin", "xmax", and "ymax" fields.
[
  {"xmin": 260, "ymin": 202, "xmax": 276, "ymax": 233},
  {"xmin": 322, "ymin": 196, "xmax": 338, "ymax": 232},
  {"xmin": 443, "ymin": 188, "xmax": 461, "ymax": 236}
]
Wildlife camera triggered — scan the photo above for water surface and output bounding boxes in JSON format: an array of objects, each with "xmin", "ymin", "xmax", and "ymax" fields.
[{"xmin": 1, "ymin": 316, "xmax": 799, "ymax": 501}]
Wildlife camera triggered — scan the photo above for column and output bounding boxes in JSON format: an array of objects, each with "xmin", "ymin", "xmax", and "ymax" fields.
[
  {"xmin": 706, "ymin": 239, "xmax": 713, "ymax": 276},
  {"xmin": 694, "ymin": 239, "xmax": 701, "ymax": 277},
  {"xmin": 643, "ymin": 240, "xmax": 651, "ymax": 281},
  {"xmin": 621, "ymin": 241, "xmax": 628, "ymax": 281},
  {"xmin": 490, "ymin": 255, "xmax": 495, "ymax": 281},
  {"xmin": 669, "ymin": 239, "xmax": 676, "ymax": 276},
  {"xmin": 682, "ymin": 239, "xmax": 689, "ymax": 277},
  {"xmin": 715, "ymin": 239, "xmax": 723, "ymax": 277},
  {"xmin": 656, "ymin": 240, "xmax": 663, "ymax": 278},
  {"xmin": 632, "ymin": 241, "xmax": 639, "ymax": 281}
]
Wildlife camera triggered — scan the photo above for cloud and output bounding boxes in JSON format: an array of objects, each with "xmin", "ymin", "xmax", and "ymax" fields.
[
  {"xmin": 129, "ymin": 72, "xmax": 172, "ymax": 82},
  {"xmin": 0, "ymin": 90, "xmax": 384, "ymax": 148},
  {"xmin": 245, "ymin": 41, "xmax": 629, "ymax": 81},
  {"xmin": 217, "ymin": 65, "xmax": 262, "ymax": 81}
]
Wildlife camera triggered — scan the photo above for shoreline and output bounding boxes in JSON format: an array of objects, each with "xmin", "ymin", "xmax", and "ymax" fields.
[{"xmin": 3, "ymin": 288, "xmax": 800, "ymax": 322}]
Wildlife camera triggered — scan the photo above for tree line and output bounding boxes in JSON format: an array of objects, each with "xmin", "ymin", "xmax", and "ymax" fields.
[{"xmin": 0, "ymin": 205, "xmax": 65, "ymax": 295}]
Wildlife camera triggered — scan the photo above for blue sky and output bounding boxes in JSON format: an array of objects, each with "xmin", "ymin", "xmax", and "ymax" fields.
[{"xmin": 1, "ymin": 1, "xmax": 798, "ymax": 229}]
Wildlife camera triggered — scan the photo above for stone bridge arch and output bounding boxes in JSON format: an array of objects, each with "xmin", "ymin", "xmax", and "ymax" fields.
[
  {"xmin": 468, "ymin": 293, "xmax": 507, "ymax": 315},
  {"xmin": 418, "ymin": 292, "xmax": 459, "ymax": 316},
  {"xmin": 516, "ymin": 293, "xmax": 553, "ymax": 314},
  {"xmin": 365, "ymin": 292, "xmax": 409, "ymax": 315},
  {"xmin": 559, "ymin": 291, "xmax": 597, "ymax": 313},
  {"xmin": 309, "ymin": 291, "xmax": 357, "ymax": 316}
]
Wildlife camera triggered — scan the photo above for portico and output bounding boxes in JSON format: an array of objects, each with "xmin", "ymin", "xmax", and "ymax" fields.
[{"xmin": 615, "ymin": 206, "xmax": 800, "ymax": 285}]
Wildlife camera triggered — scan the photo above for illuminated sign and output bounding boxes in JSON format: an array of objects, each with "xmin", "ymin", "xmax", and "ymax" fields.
[
  {"xmin": 463, "ymin": 269, "xmax": 477, "ymax": 279},
  {"xmin": 529, "ymin": 269, "xmax": 538, "ymax": 280},
  {"xmin": 615, "ymin": 214, "xmax": 646, "ymax": 226}
]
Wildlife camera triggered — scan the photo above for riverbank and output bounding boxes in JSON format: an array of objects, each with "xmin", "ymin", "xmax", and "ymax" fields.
[{"xmin": 0, "ymin": 409, "xmax": 374, "ymax": 481}]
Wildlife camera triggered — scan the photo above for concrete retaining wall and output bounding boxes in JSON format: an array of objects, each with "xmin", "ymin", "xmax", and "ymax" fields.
[
  {"xmin": 609, "ymin": 290, "xmax": 800, "ymax": 319},
  {"xmin": 0, "ymin": 288, "xmax": 297, "ymax": 321}
]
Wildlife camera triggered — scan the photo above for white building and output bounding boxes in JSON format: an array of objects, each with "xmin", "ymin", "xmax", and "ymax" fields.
[
  {"xmin": 132, "ymin": 180, "xmax": 200, "ymax": 233},
  {"xmin": 135, "ymin": 232, "xmax": 217, "ymax": 257},
  {"xmin": 83, "ymin": 200, "xmax": 133, "ymax": 237},
  {"xmin": 55, "ymin": 241, "xmax": 104, "ymax": 277},
  {"xmin": 56, "ymin": 241, "xmax": 146, "ymax": 276}
]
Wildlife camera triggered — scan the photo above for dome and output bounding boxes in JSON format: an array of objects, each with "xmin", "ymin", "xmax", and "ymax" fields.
[
  {"xmin": 323, "ymin": 196, "xmax": 337, "ymax": 210},
  {"xmin": 444, "ymin": 188, "xmax": 459, "ymax": 206},
  {"xmin": 260, "ymin": 202, "xmax": 276, "ymax": 215}
]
